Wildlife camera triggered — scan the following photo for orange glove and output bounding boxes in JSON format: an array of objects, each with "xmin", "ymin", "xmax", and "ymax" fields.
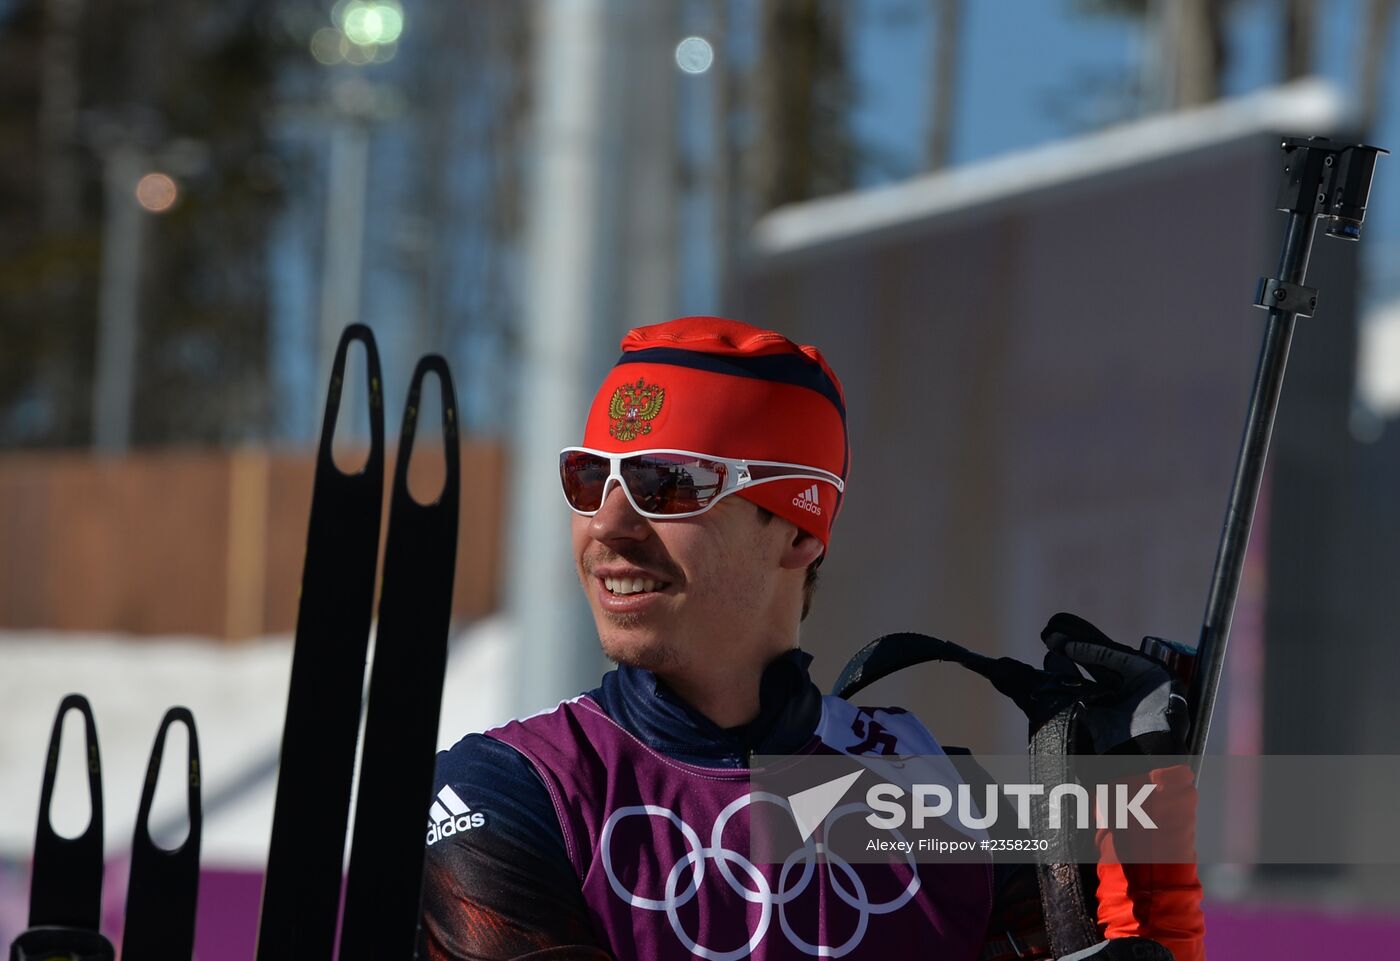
[{"xmin": 1095, "ymin": 764, "xmax": 1205, "ymax": 961}]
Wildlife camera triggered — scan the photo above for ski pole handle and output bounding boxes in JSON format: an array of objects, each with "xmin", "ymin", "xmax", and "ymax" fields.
[
  {"xmin": 121, "ymin": 707, "xmax": 202, "ymax": 961},
  {"xmin": 11, "ymin": 694, "xmax": 114, "ymax": 961},
  {"xmin": 29, "ymin": 693, "xmax": 105, "ymax": 931}
]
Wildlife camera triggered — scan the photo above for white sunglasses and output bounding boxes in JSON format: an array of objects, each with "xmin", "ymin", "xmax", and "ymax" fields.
[{"xmin": 559, "ymin": 446, "xmax": 844, "ymax": 520}]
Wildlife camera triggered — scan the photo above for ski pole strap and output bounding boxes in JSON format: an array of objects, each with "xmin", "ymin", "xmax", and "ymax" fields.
[
  {"xmin": 28, "ymin": 693, "xmax": 105, "ymax": 932},
  {"xmin": 831, "ymin": 632, "xmax": 1083, "ymax": 734},
  {"xmin": 122, "ymin": 707, "xmax": 202, "ymax": 961}
]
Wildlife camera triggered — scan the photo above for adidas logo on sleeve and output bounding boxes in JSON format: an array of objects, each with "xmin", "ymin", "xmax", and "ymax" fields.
[
  {"xmin": 426, "ymin": 785, "xmax": 487, "ymax": 846},
  {"xmin": 791, "ymin": 484, "xmax": 823, "ymax": 516}
]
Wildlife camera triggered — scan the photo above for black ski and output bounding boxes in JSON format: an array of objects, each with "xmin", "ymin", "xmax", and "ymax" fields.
[
  {"xmin": 256, "ymin": 325, "xmax": 386, "ymax": 961},
  {"xmin": 339, "ymin": 356, "xmax": 460, "ymax": 959},
  {"xmin": 9, "ymin": 693, "xmax": 114, "ymax": 961},
  {"xmin": 121, "ymin": 707, "xmax": 202, "ymax": 961}
]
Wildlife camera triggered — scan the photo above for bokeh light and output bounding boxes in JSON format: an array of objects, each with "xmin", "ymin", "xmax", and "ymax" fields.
[
  {"xmin": 134, "ymin": 172, "xmax": 178, "ymax": 213},
  {"xmin": 343, "ymin": 5, "xmax": 377, "ymax": 45},
  {"xmin": 675, "ymin": 36, "xmax": 714, "ymax": 75},
  {"xmin": 343, "ymin": 1, "xmax": 404, "ymax": 46},
  {"xmin": 310, "ymin": 27, "xmax": 344, "ymax": 65},
  {"xmin": 343, "ymin": 38, "xmax": 374, "ymax": 66},
  {"xmin": 316, "ymin": 1, "xmax": 403, "ymax": 67}
]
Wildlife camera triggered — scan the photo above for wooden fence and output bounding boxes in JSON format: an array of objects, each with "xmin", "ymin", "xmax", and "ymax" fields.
[{"xmin": 0, "ymin": 443, "xmax": 505, "ymax": 640}]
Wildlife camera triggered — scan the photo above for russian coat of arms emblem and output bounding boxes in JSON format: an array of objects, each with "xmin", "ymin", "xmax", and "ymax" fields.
[{"xmin": 608, "ymin": 378, "xmax": 666, "ymax": 442}]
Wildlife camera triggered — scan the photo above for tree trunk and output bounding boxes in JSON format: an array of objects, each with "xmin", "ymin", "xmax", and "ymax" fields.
[
  {"xmin": 1282, "ymin": 0, "xmax": 1317, "ymax": 80},
  {"xmin": 926, "ymin": 0, "xmax": 961, "ymax": 171},
  {"xmin": 1162, "ymin": 0, "xmax": 1226, "ymax": 108},
  {"xmin": 754, "ymin": 0, "xmax": 854, "ymax": 212},
  {"xmin": 711, "ymin": 0, "xmax": 738, "ymax": 305},
  {"xmin": 1357, "ymin": 0, "xmax": 1398, "ymax": 133},
  {"xmin": 39, "ymin": 0, "xmax": 83, "ymax": 235},
  {"xmin": 615, "ymin": 0, "xmax": 679, "ymax": 333},
  {"xmin": 37, "ymin": 0, "xmax": 86, "ymax": 444}
]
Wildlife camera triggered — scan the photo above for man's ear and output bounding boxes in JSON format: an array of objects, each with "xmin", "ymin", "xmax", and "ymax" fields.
[{"xmin": 779, "ymin": 526, "xmax": 825, "ymax": 571}]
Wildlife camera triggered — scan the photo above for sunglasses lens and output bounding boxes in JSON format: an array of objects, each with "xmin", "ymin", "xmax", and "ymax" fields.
[
  {"xmin": 560, "ymin": 451, "xmax": 611, "ymax": 512},
  {"xmin": 622, "ymin": 454, "xmax": 726, "ymax": 515}
]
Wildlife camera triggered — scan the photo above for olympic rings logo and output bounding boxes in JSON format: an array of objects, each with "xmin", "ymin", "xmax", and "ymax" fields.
[{"xmin": 598, "ymin": 792, "xmax": 921, "ymax": 960}]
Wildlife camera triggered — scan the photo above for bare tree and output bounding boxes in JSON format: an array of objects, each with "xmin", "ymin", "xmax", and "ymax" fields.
[
  {"xmin": 1074, "ymin": 0, "xmax": 1228, "ymax": 113},
  {"xmin": 709, "ymin": 0, "xmax": 738, "ymax": 303},
  {"xmin": 38, "ymin": 0, "xmax": 83, "ymax": 236},
  {"xmin": 615, "ymin": 0, "xmax": 681, "ymax": 333},
  {"xmin": 0, "ymin": 0, "xmax": 292, "ymax": 447},
  {"xmin": 410, "ymin": 0, "xmax": 532, "ymax": 431},
  {"xmin": 1358, "ymin": 0, "xmax": 1398, "ymax": 133},
  {"xmin": 32, "ymin": 0, "xmax": 88, "ymax": 445},
  {"xmin": 926, "ymin": 0, "xmax": 961, "ymax": 171},
  {"xmin": 1164, "ymin": 0, "xmax": 1227, "ymax": 107},
  {"xmin": 1282, "ymin": 0, "xmax": 1317, "ymax": 80},
  {"xmin": 753, "ymin": 0, "xmax": 856, "ymax": 213}
]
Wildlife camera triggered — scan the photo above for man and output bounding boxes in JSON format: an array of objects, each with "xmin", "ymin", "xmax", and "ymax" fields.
[{"xmin": 421, "ymin": 317, "xmax": 1205, "ymax": 961}]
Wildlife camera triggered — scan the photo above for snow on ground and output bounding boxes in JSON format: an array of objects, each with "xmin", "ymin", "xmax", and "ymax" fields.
[{"xmin": 0, "ymin": 616, "xmax": 512, "ymax": 868}]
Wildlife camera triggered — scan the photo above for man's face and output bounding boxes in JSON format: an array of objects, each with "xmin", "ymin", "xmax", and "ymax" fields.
[{"xmin": 572, "ymin": 484, "xmax": 796, "ymax": 676}]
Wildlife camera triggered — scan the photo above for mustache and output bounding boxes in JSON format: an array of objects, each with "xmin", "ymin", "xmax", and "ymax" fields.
[{"xmin": 582, "ymin": 544, "xmax": 681, "ymax": 582}]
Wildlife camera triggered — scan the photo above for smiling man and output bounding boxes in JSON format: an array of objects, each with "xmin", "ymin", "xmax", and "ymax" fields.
[
  {"xmin": 419, "ymin": 317, "xmax": 1204, "ymax": 961},
  {"xmin": 563, "ymin": 320, "xmax": 841, "ymax": 727}
]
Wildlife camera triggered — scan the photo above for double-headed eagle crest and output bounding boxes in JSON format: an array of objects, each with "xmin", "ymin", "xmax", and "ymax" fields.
[{"xmin": 608, "ymin": 377, "xmax": 666, "ymax": 442}]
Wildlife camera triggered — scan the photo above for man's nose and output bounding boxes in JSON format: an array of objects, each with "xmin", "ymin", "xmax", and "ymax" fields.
[{"xmin": 587, "ymin": 482, "xmax": 651, "ymax": 544}]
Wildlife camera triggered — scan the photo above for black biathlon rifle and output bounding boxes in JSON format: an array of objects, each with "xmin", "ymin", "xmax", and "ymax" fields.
[{"xmin": 832, "ymin": 136, "xmax": 1386, "ymax": 960}]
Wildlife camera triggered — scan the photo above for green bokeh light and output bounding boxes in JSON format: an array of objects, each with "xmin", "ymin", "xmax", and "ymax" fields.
[
  {"xmin": 375, "ymin": 4, "xmax": 403, "ymax": 43},
  {"xmin": 342, "ymin": 1, "xmax": 403, "ymax": 47}
]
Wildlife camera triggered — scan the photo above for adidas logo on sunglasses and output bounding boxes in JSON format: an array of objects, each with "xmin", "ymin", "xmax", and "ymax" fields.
[{"xmin": 792, "ymin": 484, "xmax": 823, "ymax": 516}]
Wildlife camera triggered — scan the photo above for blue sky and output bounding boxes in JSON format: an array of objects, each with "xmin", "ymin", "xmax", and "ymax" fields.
[{"xmin": 846, "ymin": 0, "xmax": 1400, "ymax": 301}]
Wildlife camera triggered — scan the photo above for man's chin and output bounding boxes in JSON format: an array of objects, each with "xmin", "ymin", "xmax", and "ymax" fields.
[{"xmin": 599, "ymin": 630, "xmax": 681, "ymax": 673}]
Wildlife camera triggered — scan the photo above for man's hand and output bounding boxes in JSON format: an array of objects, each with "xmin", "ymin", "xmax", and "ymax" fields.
[
  {"xmin": 1038, "ymin": 615, "xmax": 1206, "ymax": 961},
  {"xmin": 1040, "ymin": 612, "xmax": 1189, "ymax": 756}
]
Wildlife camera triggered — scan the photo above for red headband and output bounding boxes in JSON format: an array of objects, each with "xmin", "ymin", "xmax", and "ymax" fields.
[{"xmin": 581, "ymin": 317, "xmax": 848, "ymax": 549}]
